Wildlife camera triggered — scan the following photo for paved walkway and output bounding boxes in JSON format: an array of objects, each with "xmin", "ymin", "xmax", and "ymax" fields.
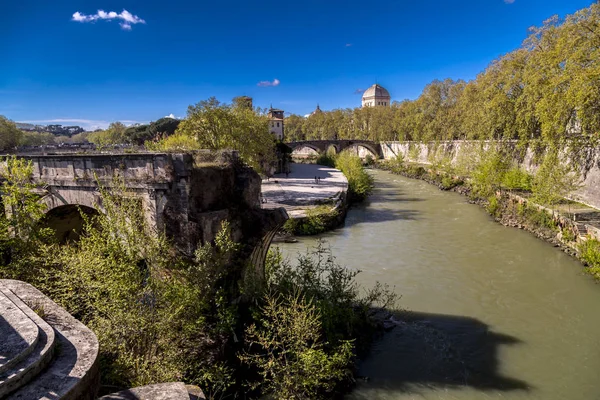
[{"xmin": 261, "ymin": 163, "xmax": 348, "ymax": 218}]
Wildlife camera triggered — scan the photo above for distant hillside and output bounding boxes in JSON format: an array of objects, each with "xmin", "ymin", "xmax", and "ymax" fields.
[{"xmin": 15, "ymin": 123, "xmax": 86, "ymax": 137}]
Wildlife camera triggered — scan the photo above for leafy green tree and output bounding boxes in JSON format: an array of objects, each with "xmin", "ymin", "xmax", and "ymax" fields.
[
  {"xmin": 173, "ymin": 97, "xmax": 276, "ymax": 173},
  {"xmin": 0, "ymin": 116, "xmax": 23, "ymax": 150},
  {"xmin": 531, "ymin": 148, "xmax": 581, "ymax": 206}
]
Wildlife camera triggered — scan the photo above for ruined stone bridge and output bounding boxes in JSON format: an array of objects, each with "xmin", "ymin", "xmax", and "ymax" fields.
[
  {"xmin": 1, "ymin": 151, "xmax": 287, "ymax": 273},
  {"xmin": 286, "ymin": 140, "xmax": 383, "ymax": 158}
]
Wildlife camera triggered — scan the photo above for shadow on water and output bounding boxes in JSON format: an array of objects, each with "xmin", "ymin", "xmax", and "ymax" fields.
[
  {"xmin": 353, "ymin": 310, "xmax": 531, "ymax": 396},
  {"xmin": 342, "ymin": 207, "xmax": 421, "ymax": 228}
]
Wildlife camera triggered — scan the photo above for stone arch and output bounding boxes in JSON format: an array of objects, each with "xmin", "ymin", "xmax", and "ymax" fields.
[
  {"xmin": 290, "ymin": 144, "xmax": 321, "ymax": 156},
  {"xmin": 326, "ymin": 144, "xmax": 339, "ymax": 155},
  {"xmin": 343, "ymin": 144, "xmax": 378, "ymax": 159},
  {"xmin": 40, "ymin": 204, "xmax": 100, "ymax": 243}
]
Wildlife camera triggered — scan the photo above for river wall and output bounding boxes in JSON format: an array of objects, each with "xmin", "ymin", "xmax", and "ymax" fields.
[{"xmin": 380, "ymin": 141, "xmax": 600, "ymax": 210}]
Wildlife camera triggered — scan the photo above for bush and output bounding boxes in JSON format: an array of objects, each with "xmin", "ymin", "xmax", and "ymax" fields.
[
  {"xmin": 315, "ymin": 152, "xmax": 336, "ymax": 167},
  {"xmin": 240, "ymin": 292, "xmax": 353, "ymax": 399},
  {"xmin": 282, "ymin": 205, "xmax": 338, "ymax": 236},
  {"xmin": 335, "ymin": 152, "xmax": 374, "ymax": 202},
  {"xmin": 579, "ymin": 238, "xmax": 600, "ymax": 279},
  {"xmin": 266, "ymin": 242, "xmax": 396, "ymax": 349},
  {"xmin": 501, "ymin": 166, "xmax": 533, "ymax": 191},
  {"xmin": 487, "ymin": 195, "xmax": 501, "ymax": 216}
]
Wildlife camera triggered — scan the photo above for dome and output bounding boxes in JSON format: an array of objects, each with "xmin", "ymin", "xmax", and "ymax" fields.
[{"xmin": 362, "ymin": 84, "xmax": 390, "ymax": 99}]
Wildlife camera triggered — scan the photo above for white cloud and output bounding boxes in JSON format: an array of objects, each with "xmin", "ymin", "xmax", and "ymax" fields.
[
  {"xmin": 257, "ymin": 78, "xmax": 280, "ymax": 87},
  {"xmin": 71, "ymin": 9, "xmax": 146, "ymax": 30},
  {"xmin": 504, "ymin": 0, "xmax": 515, "ymax": 3},
  {"xmin": 165, "ymin": 114, "xmax": 176, "ymax": 119},
  {"xmin": 345, "ymin": 43, "xmax": 353, "ymax": 47}
]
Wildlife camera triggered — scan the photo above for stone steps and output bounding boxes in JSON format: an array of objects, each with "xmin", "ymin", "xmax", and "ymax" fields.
[
  {"xmin": 0, "ymin": 279, "xmax": 100, "ymax": 400},
  {"xmin": 0, "ymin": 287, "xmax": 57, "ymax": 399},
  {"xmin": 0, "ymin": 289, "xmax": 39, "ymax": 375}
]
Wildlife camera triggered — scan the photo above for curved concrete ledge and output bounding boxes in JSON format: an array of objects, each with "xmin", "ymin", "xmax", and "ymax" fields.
[
  {"xmin": 99, "ymin": 382, "xmax": 205, "ymax": 400},
  {"xmin": 0, "ymin": 279, "xmax": 100, "ymax": 400},
  {"xmin": 0, "ymin": 287, "xmax": 56, "ymax": 398},
  {"xmin": 0, "ymin": 288, "xmax": 40, "ymax": 375}
]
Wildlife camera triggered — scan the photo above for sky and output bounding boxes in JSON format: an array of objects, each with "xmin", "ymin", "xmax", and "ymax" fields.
[{"xmin": 0, "ymin": 0, "xmax": 595, "ymax": 130}]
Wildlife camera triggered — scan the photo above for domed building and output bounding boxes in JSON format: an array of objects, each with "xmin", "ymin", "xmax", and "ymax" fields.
[{"xmin": 362, "ymin": 84, "xmax": 391, "ymax": 108}]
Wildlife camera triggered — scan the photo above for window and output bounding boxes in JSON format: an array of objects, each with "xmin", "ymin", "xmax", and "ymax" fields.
[
  {"xmin": 277, "ymin": 122, "xmax": 280, "ymax": 127},
  {"xmin": 271, "ymin": 122, "xmax": 274, "ymax": 127}
]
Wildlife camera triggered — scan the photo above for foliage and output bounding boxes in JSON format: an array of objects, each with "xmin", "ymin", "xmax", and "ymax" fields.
[
  {"xmin": 282, "ymin": 205, "xmax": 338, "ymax": 236},
  {"xmin": 0, "ymin": 116, "xmax": 23, "ymax": 151},
  {"xmin": 469, "ymin": 147, "xmax": 510, "ymax": 198},
  {"xmin": 0, "ymin": 157, "xmax": 55, "ymax": 281},
  {"xmin": 146, "ymin": 133, "xmax": 203, "ymax": 152},
  {"xmin": 518, "ymin": 203, "xmax": 558, "ymax": 231},
  {"xmin": 315, "ymin": 151, "xmax": 336, "ymax": 168},
  {"xmin": 240, "ymin": 292, "xmax": 353, "ymax": 399},
  {"xmin": 0, "ymin": 160, "xmax": 396, "ymax": 398},
  {"xmin": 266, "ymin": 243, "xmax": 396, "ymax": 349},
  {"xmin": 171, "ymin": 97, "xmax": 276, "ymax": 174},
  {"xmin": 19, "ymin": 131, "xmax": 57, "ymax": 146},
  {"xmin": 501, "ymin": 166, "xmax": 533, "ymax": 191},
  {"xmin": 87, "ymin": 122, "xmax": 128, "ymax": 145},
  {"xmin": 283, "ymin": 3, "xmax": 600, "ymax": 145},
  {"xmin": 334, "ymin": 152, "xmax": 374, "ymax": 202},
  {"xmin": 487, "ymin": 195, "xmax": 501, "ymax": 217},
  {"xmin": 531, "ymin": 148, "xmax": 581, "ymax": 206},
  {"xmin": 578, "ymin": 238, "xmax": 600, "ymax": 279}
]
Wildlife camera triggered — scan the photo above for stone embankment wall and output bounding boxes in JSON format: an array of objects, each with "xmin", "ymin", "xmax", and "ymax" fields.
[{"xmin": 381, "ymin": 141, "xmax": 600, "ymax": 210}]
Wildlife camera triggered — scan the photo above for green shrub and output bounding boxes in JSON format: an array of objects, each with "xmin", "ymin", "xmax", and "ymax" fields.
[
  {"xmin": 316, "ymin": 152, "xmax": 336, "ymax": 167},
  {"xmin": 282, "ymin": 205, "xmax": 337, "ymax": 235},
  {"xmin": 578, "ymin": 238, "xmax": 600, "ymax": 279},
  {"xmin": 502, "ymin": 166, "xmax": 533, "ymax": 191},
  {"xmin": 266, "ymin": 242, "xmax": 396, "ymax": 349},
  {"xmin": 561, "ymin": 227, "xmax": 576, "ymax": 243},
  {"xmin": 470, "ymin": 148, "xmax": 510, "ymax": 198},
  {"xmin": 487, "ymin": 195, "xmax": 500, "ymax": 216},
  {"xmin": 335, "ymin": 152, "xmax": 374, "ymax": 202},
  {"xmin": 240, "ymin": 292, "xmax": 353, "ymax": 399}
]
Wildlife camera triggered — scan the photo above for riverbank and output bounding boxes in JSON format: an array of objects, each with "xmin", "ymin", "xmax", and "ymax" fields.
[
  {"xmin": 376, "ymin": 160, "xmax": 600, "ymax": 279},
  {"xmin": 261, "ymin": 163, "xmax": 348, "ymax": 236}
]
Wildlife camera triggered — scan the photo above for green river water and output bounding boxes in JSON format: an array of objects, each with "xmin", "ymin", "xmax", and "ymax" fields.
[{"xmin": 276, "ymin": 169, "xmax": 600, "ymax": 400}]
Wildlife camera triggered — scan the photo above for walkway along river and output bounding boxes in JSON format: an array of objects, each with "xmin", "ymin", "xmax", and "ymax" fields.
[{"xmin": 276, "ymin": 169, "xmax": 600, "ymax": 400}]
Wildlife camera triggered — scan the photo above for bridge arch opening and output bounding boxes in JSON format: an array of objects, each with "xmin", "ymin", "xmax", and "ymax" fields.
[
  {"xmin": 326, "ymin": 144, "xmax": 339, "ymax": 155},
  {"xmin": 291, "ymin": 145, "xmax": 320, "ymax": 157},
  {"xmin": 343, "ymin": 144, "xmax": 378, "ymax": 160},
  {"xmin": 40, "ymin": 204, "xmax": 100, "ymax": 243}
]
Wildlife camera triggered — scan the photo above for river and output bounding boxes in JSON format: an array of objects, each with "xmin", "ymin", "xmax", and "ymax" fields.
[{"xmin": 275, "ymin": 169, "xmax": 600, "ymax": 400}]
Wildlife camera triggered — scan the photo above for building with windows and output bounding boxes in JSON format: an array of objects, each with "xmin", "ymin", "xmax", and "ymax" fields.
[
  {"xmin": 268, "ymin": 107, "xmax": 284, "ymax": 141},
  {"xmin": 362, "ymin": 84, "xmax": 391, "ymax": 107}
]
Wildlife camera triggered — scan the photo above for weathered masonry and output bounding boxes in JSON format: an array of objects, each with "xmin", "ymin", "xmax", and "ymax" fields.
[
  {"xmin": 2, "ymin": 151, "xmax": 287, "ymax": 268},
  {"xmin": 287, "ymin": 140, "xmax": 383, "ymax": 159}
]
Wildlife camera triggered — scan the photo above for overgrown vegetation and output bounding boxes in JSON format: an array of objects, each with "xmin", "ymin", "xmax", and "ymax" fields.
[
  {"xmin": 579, "ymin": 238, "xmax": 600, "ymax": 279},
  {"xmin": 149, "ymin": 97, "xmax": 278, "ymax": 174},
  {"xmin": 325, "ymin": 152, "xmax": 374, "ymax": 202},
  {"xmin": 0, "ymin": 156, "xmax": 395, "ymax": 398},
  {"xmin": 282, "ymin": 205, "xmax": 339, "ymax": 236}
]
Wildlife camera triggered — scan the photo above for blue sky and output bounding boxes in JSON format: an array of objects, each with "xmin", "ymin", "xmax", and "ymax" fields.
[{"xmin": 0, "ymin": 0, "xmax": 595, "ymax": 130}]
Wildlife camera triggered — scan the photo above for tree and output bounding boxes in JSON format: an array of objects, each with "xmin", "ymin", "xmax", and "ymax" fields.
[
  {"xmin": 0, "ymin": 116, "xmax": 23, "ymax": 150},
  {"xmin": 174, "ymin": 97, "xmax": 276, "ymax": 173}
]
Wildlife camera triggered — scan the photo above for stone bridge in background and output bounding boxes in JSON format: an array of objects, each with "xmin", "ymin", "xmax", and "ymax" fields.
[
  {"xmin": 287, "ymin": 140, "xmax": 383, "ymax": 159},
  {"xmin": 1, "ymin": 151, "xmax": 287, "ymax": 274}
]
